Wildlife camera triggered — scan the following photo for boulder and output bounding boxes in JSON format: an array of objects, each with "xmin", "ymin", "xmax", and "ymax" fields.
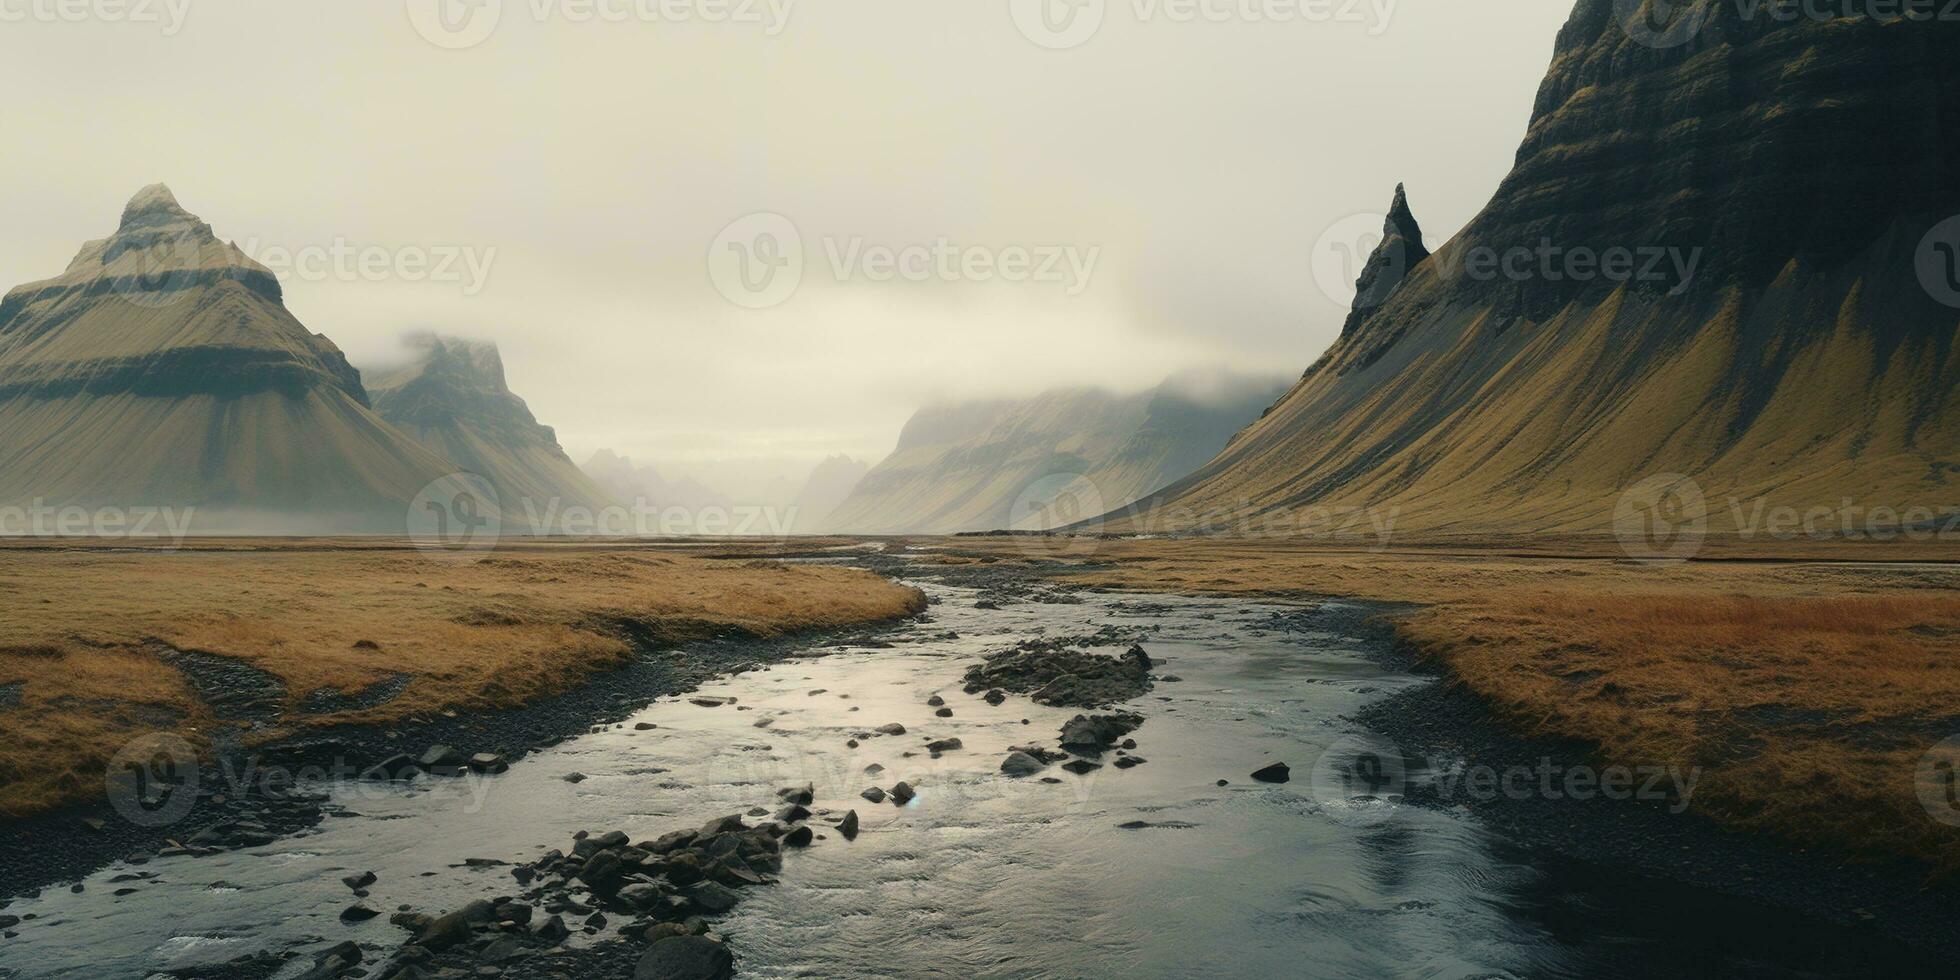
[
  {"xmin": 417, "ymin": 745, "xmax": 465, "ymax": 770},
  {"xmin": 468, "ymin": 753, "xmax": 508, "ymax": 774},
  {"xmin": 688, "ymin": 880, "xmax": 741, "ymax": 914},
  {"xmin": 1000, "ymin": 752, "xmax": 1046, "ymax": 777},
  {"xmin": 634, "ymin": 935, "xmax": 734, "ymax": 980},
  {"xmin": 1251, "ymin": 762, "xmax": 1291, "ymax": 784}
]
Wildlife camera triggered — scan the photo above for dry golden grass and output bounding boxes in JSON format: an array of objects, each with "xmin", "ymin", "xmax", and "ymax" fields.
[
  {"xmin": 0, "ymin": 539, "xmax": 925, "ymax": 817},
  {"xmin": 934, "ymin": 535, "xmax": 1960, "ymax": 872}
]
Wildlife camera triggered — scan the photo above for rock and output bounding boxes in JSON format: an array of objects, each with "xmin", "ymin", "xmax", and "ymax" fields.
[
  {"xmin": 1123, "ymin": 644, "xmax": 1153, "ymax": 672},
  {"xmin": 964, "ymin": 641, "xmax": 1154, "ymax": 707},
  {"xmin": 535, "ymin": 914, "xmax": 570, "ymax": 943},
  {"xmin": 578, "ymin": 852, "xmax": 626, "ymax": 896},
  {"xmin": 619, "ymin": 883, "xmax": 667, "ymax": 911},
  {"xmin": 1217, "ymin": 779, "xmax": 1230, "ymax": 786},
  {"xmin": 340, "ymin": 902, "xmax": 380, "ymax": 922},
  {"xmin": 1000, "ymin": 751, "xmax": 1046, "ymax": 777},
  {"xmin": 934, "ymin": 707, "xmax": 954, "ymax": 718},
  {"xmin": 926, "ymin": 696, "xmax": 946, "ymax": 707},
  {"xmin": 479, "ymin": 936, "xmax": 526, "ymax": 964},
  {"xmin": 860, "ymin": 787, "xmax": 887, "ymax": 804},
  {"xmin": 838, "ymin": 810, "xmax": 859, "ymax": 840},
  {"xmin": 889, "ymin": 782, "xmax": 916, "ymax": 805},
  {"xmin": 644, "ymin": 921, "xmax": 690, "ymax": 944},
  {"xmin": 1058, "ymin": 713, "xmax": 1144, "ymax": 753},
  {"xmin": 1113, "ymin": 756, "xmax": 1144, "ymax": 769},
  {"xmin": 563, "ymin": 772, "xmax": 588, "ymax": 784},
  {"xmin": 468, "ymin": 753, "xmax": 508, "ymax": 774},
  {"xmin": 645, "ymin": 830, "xmax": 697, "ymax": 854},
  {"xmin": 635, "ymin": 722, "xmax": 657, "ymax": 730},
  {"xmin": 699, "ymin": 814, "xmax": 749, "ymax": 838},
  {"xmin": 1061, "ymin": 760, "xmax": 1102, "ymax": 775},
  {"xmin": 343, "ymin": 871, "xmax": 378, "ymax": 891},
  {"xmin": 418, "ymin": 745, "xmax": 465, "ymax": 770},
  {"xmin": 776, "ymin": 784, "xmax": 814, "ymax": 805},
  {"xmin": 1251, "ymin": 763, "xmax": 1291, "ymax": 784},
  {"xmin": 689, "ymin": 697, "xmax": 731, "ymax": 708},
  {"xmin": 984, "ymin": 689, "xmax": 1007, "ymax": 705},
  {"xmin": 775, "ymin": 804, "xmax": 811, "ymax": 824},
  {"xmin": 294, "ymin": 940, "xmax": 362, "ymax": 980},
  {"xmin": 688, "ymin": 880, "xmax": 741, "ymax": 914},
  {"xmin": 417, "ymin": 900, "xmax": 495, "ymax": 952},
  {"xmin": 875, "ymin": 723, "xmax": 907, "ymax": 736},
  {"xmin": 782, "ymin": 825, "xmax": 814, "ymax": 848},
  {"xmin": 634, "ymin": 935, "xmax": 734, "ymax": 980}
]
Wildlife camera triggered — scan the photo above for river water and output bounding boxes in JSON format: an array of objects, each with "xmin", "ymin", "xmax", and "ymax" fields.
[{"xmin": 0, "ymin": 577, "xmax": 1933, "ymax": 979}]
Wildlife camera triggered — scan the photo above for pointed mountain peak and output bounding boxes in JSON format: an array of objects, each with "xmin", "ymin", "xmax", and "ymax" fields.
[
  {"xmin": 1341, "ymin": 183, "xmax": 1431, "ymax": 337},
  {"xmin": 119, "ymin": 183, "xmax": 194, "ymax": 231},
  {"xmin": 1386, "ymin": 183, "xmax": 1423, "ymax": 240}
]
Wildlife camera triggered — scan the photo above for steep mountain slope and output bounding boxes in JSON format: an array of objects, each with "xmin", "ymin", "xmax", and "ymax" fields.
[
  {"xmin": 825, "ymin": 372, "xmax": 1288, "ymax": 535},
  {"xmin": 365, "ymin": 334, "xmax": 613, "ymax": 526},
  {"xmin": 1106, "ymin": 3, "xmax": 1960, "ymax": 538},
  {"xmin": 788, "ymin": 454, "xmax": 870, "ymax": 533},
  {"xmin": 0, "ymin": 185, "xmax": 457, "ymax": 531}
]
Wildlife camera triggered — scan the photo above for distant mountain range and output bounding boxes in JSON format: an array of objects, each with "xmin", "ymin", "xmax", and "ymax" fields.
[
  {"xmin": 364, "ymin": 333, "xmax": 613, "ymax": 521},
  {"xmin": 825, "ymin": 372, "xmax": 1288, "ymax": 535},
  {"xmin": 0, "ymin": 187, "xmax": 605, "ymax": 534},
  {"xmin": 0, "ymin": 185, "xmax": 457, "ymax": 532},
  {"xmin": 581, "ymin": 450, "xmax": 870, "ymax": 535},
  {"xmin": 1105, "ymin": 3, "xmax": 1960, "ymax": 538}
]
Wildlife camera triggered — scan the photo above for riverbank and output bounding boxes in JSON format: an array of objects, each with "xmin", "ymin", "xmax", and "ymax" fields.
[
  {"xmin": 912, "ymin": 537, "xmax": 1960, "ymax": 938},
  {"xmin": 0, "ymin": 540, "xmax": 925, "ymax": 897}
]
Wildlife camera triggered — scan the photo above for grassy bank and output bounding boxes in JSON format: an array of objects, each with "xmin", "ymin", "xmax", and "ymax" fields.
[
  {"xmin": 935, "ymin": 536, "xmax": 1960, "ymax": 874},
  {"xmin": 0, "ymin": 540, "xmax": 926, "ymax": 817}
]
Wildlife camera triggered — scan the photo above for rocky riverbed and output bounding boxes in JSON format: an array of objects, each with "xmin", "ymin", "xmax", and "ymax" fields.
[{"xmin": 0, "ymin": 558, "xmax": 1948, "ymax": 979}]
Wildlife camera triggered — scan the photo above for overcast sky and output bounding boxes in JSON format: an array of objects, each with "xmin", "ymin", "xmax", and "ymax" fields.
[{"xmin": 0, "ymin": 0, "xmax": 1576, "ymax": 475}]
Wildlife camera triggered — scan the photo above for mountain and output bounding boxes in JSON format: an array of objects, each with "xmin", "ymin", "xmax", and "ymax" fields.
[
  {"xmin": 364, "ymin": 334, "xmax": 613, "ymax": 528},
  {"xmin": 0, "ymin": 185, "xmax": 457, "ymax": 531},
  {"xmin": 824, "ymin": 371, "xmax": 1289, "ymax": 535},
  {"xmin": 1103, "ymin": 3, "xmax": 1960, "ymax": 538},
  {"xmin": 788, "ymin": 454, "xmax": 870, "ymax": 533}
]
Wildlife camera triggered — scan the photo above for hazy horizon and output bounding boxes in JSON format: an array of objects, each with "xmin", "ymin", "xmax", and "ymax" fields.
[{"xmin": 0, "ymin": 0, "xmax": 1576, "ymax": 473}]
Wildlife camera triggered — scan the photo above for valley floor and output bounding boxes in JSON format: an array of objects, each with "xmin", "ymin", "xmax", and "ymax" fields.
[
  {"xmin": 921, "ymin": 535, "xmax": 1960, "ymax": 876},
  {"xmin": 0, "ymin": 539, "xmax": 926, "ymax": 821}
]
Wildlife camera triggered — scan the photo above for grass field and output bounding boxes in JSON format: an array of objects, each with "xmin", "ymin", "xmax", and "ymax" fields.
[
  {"xmin": 932, "ymin": 535, "xmax": 1960, "ymax": 873},
  {"xmin": 0, "ymin": 539, "xmax": 925, "ymax": 817}
]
